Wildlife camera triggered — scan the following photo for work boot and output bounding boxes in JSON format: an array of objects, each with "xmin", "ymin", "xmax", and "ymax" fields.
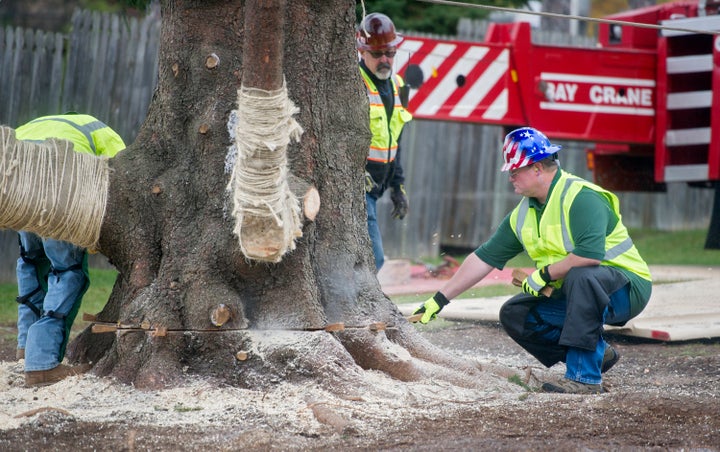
[
  {"xmin": 25, "ymin": 363, "xmax": 91, "ymax": 388},
  {"xmin": 541, "ymin": 378, "xmax": 605, "ymax": 394},
  {"xmin": 16, "ymin": 348, "xmax": 24, "ymax": 360},
  {"xmin": 601, "ymin": 345, "xmax": 620, "ymax": 373}
]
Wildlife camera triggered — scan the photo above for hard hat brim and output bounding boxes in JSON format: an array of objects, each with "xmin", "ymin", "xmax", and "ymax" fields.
[{"xmin": 356, "ymin": 34, "xmax": 404, "ymax": 51}]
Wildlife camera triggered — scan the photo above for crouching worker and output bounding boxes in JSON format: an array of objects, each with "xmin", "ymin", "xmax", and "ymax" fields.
[
  {"xmin": 14, "ymin": 113, "xmax": 125, "ymax": 387},
  {"xmin": 413, "ymin": 127, "xmax": 652, "ymax": 394}
]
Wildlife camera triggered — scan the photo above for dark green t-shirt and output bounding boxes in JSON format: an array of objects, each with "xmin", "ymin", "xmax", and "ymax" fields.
[{"xmin": 475, "ymin": 170, "xmax": 651, "ymax": 313}]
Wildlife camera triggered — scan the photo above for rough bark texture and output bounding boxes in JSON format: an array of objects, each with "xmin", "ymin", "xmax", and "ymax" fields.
[{"xmin": 66, "ymin": 0, "xmax": 494, "ymax": 390}]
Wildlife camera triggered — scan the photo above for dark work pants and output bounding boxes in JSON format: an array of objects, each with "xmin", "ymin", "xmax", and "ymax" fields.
[{"xmin": 499, "ymin": 266, "xmax": 632, "ymax": 383}]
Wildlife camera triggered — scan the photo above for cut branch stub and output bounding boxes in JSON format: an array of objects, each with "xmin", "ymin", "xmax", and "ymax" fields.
[
  {"xmin": 303, "ymin": 187, "xmax": 320, "ymax": 221},
  {"xmin": 205, "ymin": 53, "xmax": 219, "ymax": 69},
  {"xmin": 210, "ymin": 304, "xmax": 231, "ymax": 327},
  {"xmin": 288, "ymin": 176, "xmax": 320, "ymax": 222}
]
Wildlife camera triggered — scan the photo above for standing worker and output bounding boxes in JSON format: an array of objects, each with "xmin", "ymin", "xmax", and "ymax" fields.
[
  {"xmin": 413, "ymin": 127, "xmax": 652, "ymax": 394},
  {"xmin": 357, "ymin": 12, "xmax": 413, "ymax": 270},
  {"xmin": 14, "ymin": 113, "xmax": 125, "ymax": 387}
]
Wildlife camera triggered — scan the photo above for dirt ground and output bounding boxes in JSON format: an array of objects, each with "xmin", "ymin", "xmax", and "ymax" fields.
[{"xmin": 0, "ymin": 318, "xmax": 718, "ymax": 451}]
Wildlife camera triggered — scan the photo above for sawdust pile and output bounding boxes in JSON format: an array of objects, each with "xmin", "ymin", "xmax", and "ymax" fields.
[
  {"xmin": 2, "ymin": 316, "xmax": 719, "ymax": 449},
  {"xmin": 0, "ymin": 356, "xmax": 523, "ymax": 436}
]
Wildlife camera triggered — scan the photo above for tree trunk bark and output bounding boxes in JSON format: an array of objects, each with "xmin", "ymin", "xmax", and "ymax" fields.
[{"xmin": 67, "ymin": 0, "xmax": 495, "ymax": 390}]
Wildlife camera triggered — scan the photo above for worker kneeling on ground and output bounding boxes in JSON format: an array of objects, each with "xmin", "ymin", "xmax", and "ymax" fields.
[
  {"xmin": 14, "ymin": 113, "xmax": 125, "ymax": 387},
  {"xmin": 413, "ymin": 126, "xmax": 652, "ymax": 394}
]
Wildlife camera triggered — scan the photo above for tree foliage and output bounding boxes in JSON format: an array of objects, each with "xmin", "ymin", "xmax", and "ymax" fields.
[
  {"xmin": 117, "ymin": 0, "xmax": 153, "ymax": 10},
  {"xmin": 99, "ymin": 0, "xmax": 531, "ymax": 36},
  {"xmin": 356, "ymin": 0, "xmax": 530, "ymax": 35}
]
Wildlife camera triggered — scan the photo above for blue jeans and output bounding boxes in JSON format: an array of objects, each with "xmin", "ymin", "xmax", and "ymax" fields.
[
  {"xmin": 17, "ymin": 232, "xmax": 88, "ymax": 371},
  {"xmin": 531, "ymin": 285, "xmax": 631, "ymax": 385},
  {"xmin": 366, "ymin": 193, "xmax": 384, "ymax": 270}
]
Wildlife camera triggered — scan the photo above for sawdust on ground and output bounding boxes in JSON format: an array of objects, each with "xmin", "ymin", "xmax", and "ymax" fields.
[{"xmin": 0, "ymin": 316, "xmax": 718, "ymax": 451}]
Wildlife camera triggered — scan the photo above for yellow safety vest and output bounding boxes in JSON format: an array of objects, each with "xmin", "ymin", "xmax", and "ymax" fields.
[
  {"xmin": 509, "ymin": 170, "xmax": 652, "ymax": 287},
  {"xmin": 359, "ymin": 68, "xmax": 412, "ymax": 163},
  {"xmin": 15, "ymin": 114, "xmax": 125, "ymax": 157}
]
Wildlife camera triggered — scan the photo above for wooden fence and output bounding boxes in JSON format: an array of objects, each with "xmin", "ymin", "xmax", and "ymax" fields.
[
  {"xmin": 0, "ymin": 8, "xmax": 160, "ymax": 141},
  {"xmin": 0, "ymin": 12, "xmax": 713, "ymax": 283},
  {"xmin": 0, "ymin": 9, "xmax": 160, "ymax": 282}
]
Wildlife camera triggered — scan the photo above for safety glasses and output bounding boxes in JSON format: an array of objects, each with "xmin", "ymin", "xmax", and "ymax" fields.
[
  {"xmin": 509, "ymin": 165, "xmax": 534, "ymax": 178},
  {"xmin": 368, "ymin": 49, "xmax": 397, "ymax": 59}
]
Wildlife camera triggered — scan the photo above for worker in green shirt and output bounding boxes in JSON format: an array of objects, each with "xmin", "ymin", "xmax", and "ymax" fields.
[{"xmin": 414, "ymin": 126, "xmax": 652, "ymax": 394}]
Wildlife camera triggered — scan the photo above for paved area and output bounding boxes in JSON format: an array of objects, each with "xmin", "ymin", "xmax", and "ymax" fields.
[{"xmin": 386, "ymin": 264, "xmax": 720, "ymax": 341}]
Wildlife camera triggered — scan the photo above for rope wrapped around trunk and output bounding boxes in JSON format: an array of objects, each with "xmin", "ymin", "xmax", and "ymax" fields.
[
  {"xmin": 228, "ymin": 81, "xmax": 304, "ymax": 262},
  {"xmin": 0, "ymin": 126, "xmax": 109, "ymax": 251}
]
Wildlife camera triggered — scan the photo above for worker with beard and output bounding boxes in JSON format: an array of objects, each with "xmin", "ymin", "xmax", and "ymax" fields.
[{"xmin": 356, "ymin": 12, "xmax": 413, "ymax": 270}]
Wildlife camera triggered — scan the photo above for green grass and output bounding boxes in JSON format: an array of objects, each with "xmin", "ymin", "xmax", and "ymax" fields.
[
  {"xmin": 628, "ymin": 228, "xmax": 720, "ymax": 266},
  {"xmin": 83, "ymin": 268, "xmax": 119, "ymax": 314},
  {"xmin": 0, "ymin": 284, "xmax": 18, "ymax": 322}
]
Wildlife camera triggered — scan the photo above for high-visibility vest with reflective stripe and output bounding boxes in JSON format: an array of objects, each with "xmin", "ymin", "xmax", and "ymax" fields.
[
  {"xmin": 359, "ymin": 68, "xmax": 412, "ymax": 163},
  {"xmin": 15, "ymin": 114, "xmax": 125, "ymax": 157},
  {"xmin": 509, "ymin": 170, "xmax": 652, "ymax": 287}
]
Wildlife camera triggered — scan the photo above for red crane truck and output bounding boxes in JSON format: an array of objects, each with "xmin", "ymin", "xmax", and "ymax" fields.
[{"xmin": 395, "ymin": 0, "xmax": 720, "ymax": 246}]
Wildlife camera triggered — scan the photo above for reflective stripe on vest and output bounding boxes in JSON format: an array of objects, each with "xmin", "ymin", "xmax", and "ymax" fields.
[
  {"xmin": 26, "ymin": 117, "xmax": 108, "ymax": 154},
  {"xmin": 510, "ymin": 170, "xmax": 651, "ymax": 282},
  {"xmin": 16, "ymin": 114, "xmax": 125, "ymax": 157},
  {"xmin": 553, "ymin": 175, "xmax": 638, "ymax": 262},
  {"xmin": 359, "ymin": 68, "xmax": 411, "ymax": 162}
]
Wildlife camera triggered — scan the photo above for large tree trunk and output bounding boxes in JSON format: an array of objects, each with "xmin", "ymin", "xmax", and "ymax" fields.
[{"xmin": 66, "ymin": 0, "xmax": 502, "ymax": 391}]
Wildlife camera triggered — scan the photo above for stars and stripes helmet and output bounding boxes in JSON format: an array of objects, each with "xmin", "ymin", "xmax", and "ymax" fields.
[{"xmin": 501, "ymin": 127, "xmax": 561, "ymax": 172}]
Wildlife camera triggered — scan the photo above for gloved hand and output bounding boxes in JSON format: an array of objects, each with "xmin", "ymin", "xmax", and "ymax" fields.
[
  {"xmin": 412, "ymin": 292, "xmax": 450, "ymax": 324},
  {"xmin": 521, "ymin": 265, "xmax": 552, "ymax": 297},
  {"xmin": 390, "ymin": 184, "xmax": 409, "ymax": 219},
  {"xmin": 364, "ymin": 171, "xmax": 377, "ymax": 193}
]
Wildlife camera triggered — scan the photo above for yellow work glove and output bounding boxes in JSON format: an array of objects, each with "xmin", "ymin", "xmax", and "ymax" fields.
[
  {"xmin": 412, "ymin": 292, "xmax": 450, "ymax": 324},
  {"xmin": 521, "ymin": 265, "xmax": 552, "ymax": 297}
]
